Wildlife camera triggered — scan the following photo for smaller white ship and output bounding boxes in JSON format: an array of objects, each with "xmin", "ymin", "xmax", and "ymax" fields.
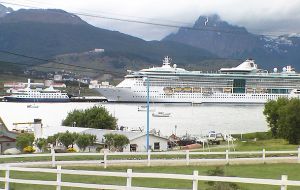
[
  {"xmin": 4, "ymin": 79, "xmax": 70, "ymax": 103},
  {"xmin": 152, "ymin": 111, "xmax": 171, "ymax": 117},
  {"xmin": 27, "ymin": 104, "xmax": 39, "ymax": 108}
]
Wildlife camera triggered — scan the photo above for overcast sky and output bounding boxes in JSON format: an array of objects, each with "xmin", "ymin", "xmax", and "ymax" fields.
[{"xmin": 3, "ymin": 0, "xmax": 300, "ymax": 40}]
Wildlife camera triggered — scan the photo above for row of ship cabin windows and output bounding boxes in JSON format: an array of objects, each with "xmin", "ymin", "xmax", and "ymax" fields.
[
  {"xmin": 134, "ymin": 91, "xmax": 159, "ymax": 93},
  {"xmin": 133, "ymin": 94, "xmax": 290, "ymax": 99},
  {"xmin": 17, "ymin": 95, "xmax": 66, "ymax": 98}
]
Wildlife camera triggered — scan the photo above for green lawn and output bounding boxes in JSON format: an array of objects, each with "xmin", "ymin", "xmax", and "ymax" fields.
[
  {"xmin": 1, "ymin": 164, "xmax": 300, "ymax": 190},
  {"xmin": 191, "ymin": 138, "xmax": 298, "ymax": 152},
  {"xmin": 236, "ymin": 139, "xmax": 298, "ymax": 151}
]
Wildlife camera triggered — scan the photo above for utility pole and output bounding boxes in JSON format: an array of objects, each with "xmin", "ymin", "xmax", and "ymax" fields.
[
  {"xmin": 146, "ymin": 77, "xmax": 150, "ymax": 151},
  {"xmin": 78, "ymin": 80, "xmax": 81, "ymax": 96}
]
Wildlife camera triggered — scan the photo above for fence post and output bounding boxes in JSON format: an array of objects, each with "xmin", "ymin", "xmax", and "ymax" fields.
[
  {"xmin": 51, "ymin": 146, "xmax": 56, "ymax": 168},
  {"xmin": 147, "ymin": 150, "xmax": 151, "ymax": 167},
  {"xmin": 104, "ymin": 150, "xmax": 108, "ymax": 169},
  {"xmin": 280, "ymin": 175, "xmax": 288, "ymax": 190},
  {"xmin": 262, "ymin": 149, "xmax": 266, "ymax": 163},
  {"xmin": 4, "ymin": 165, "xmax": 9, "ymax": 190},
  {"xmin": 186, "ymin": 150, "xmax": 190, "ymax": 166},
  {"xmin": 298, "ymin": 147, "xmax": 300, "ymax": 163},
  {"xmin": 226, "ymin": 150, "xmax": 229, "ymax": 164},
  {"xmin": 126, "ymin": 169, "xmax": 132, "ymax": 189},
  {"xmin": 56, "ymin": 165, "xmax": 62, "ymax": 190},
  {"xmin": 192, "ymin": 170, "xmax": 198, "ymax": 190}
]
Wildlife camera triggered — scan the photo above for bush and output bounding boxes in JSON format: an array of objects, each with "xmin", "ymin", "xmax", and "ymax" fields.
[
  {"xmin": 23, "ymin": 146, "xmax": 35, "ymax": 153},
  {"xmin": 104, "ymin": 133, "xmax": 129, "ymax": 151},
  {"xmin": 16, "ymin": 133, "xmax": 35, "ymax": 150},
  {"xmin": 206, "ymin": 167, "xmax": 239, "ymax": 190},
  {"xmin": 76, "ymin": 133, "xmax": 97, "ymax": 151},
  {"xmin": 67, "ymin": 147, "xmax": 77, "ymax": 152},
  {"xmin": 264, "ymin": 98, "xmax": 300, "ymax": 144}
]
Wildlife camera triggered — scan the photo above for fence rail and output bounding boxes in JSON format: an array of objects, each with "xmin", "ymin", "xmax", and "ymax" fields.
[
  {"xmin": 0, "ymin": 165, "xmax": 299, "ymax": 190},
  {"xmin": 0, "ymin": 148, "xmax": 299, "ymax": 168}
]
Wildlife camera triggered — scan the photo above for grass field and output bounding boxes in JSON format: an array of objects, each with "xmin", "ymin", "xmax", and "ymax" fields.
[
  {"xmin": 1, "ymin": 163, "xmax": 300, "ymax": 190},
  {"xmin": 0, "ymin": 135, "xmax": 299, "ymax": 189}
]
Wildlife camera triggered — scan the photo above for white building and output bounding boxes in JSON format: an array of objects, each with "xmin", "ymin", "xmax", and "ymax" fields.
[
  {"xmin": 33, "ymin": 124, "xmax": 169, "ymax": 152},
  {"xmin": 89, "ymin": 81, "xmax": 110, "ymax": 89},
  {"xmin": 93, "ymin": 48, "xmax": 104, "ymax": 53},
  {"xmin": 44, "ymin": 80, "xmax": 66, "ymax": 88},
  {"xmin": 54, "ymin": 75, "xmax": 63, "ymax": 81}
]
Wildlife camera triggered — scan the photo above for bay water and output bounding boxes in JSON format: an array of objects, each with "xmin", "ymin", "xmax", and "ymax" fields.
[{"xmin": 0, "ymin": 102, "xmax": 268, "ymax": 136}]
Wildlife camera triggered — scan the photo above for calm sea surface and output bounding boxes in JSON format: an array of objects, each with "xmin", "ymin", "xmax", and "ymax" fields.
[{"xmin": 0, "ymin": 102, "xmax": 268, "ymax": 136}]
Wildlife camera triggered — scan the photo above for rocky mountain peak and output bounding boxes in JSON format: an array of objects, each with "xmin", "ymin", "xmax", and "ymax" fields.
[
  {"xmin": 193, "ymin": 14, "xmax": 248, "ymax": 33},
  {"xmin": 0, "ymin": 4, "xmax": 13, "ymax": 17},
  {"xmin": 163, "ymin": 14, "xmax": 256, "ymax": 57}
]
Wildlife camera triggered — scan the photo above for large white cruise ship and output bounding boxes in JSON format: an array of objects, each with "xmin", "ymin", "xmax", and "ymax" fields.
[{"xmin": 94, "ymin": 56, "xmax": 300, "ymax": 103}]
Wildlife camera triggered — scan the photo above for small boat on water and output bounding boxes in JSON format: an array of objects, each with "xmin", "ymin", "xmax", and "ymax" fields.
[
  {"xmin": 27, "ymin": 104, "xmax": 39, "ymax": 108},
  {"xmin": 152, "ymin": 111, "xmax": 171, "ymax": 117},
  {"xmin": 138, "ymin": 105, "xmax": 155, "ymax": 112},
  {"xmin": 191, "ymin": 101, "xmax": 202, "ymax": 105}
]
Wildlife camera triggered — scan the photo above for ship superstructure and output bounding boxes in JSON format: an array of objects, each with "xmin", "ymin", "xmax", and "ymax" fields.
[
  {"xmin": 4, "ymin": 79, "xmax": 69, "ymax": 102},
  {"xmin": 94, "ymin": 57, "xmax": 300, "ymax": 103}
]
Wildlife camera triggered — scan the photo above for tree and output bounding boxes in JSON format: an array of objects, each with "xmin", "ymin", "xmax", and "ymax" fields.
[
  {"xmin": 47, "ymin": 135, "xmax": 57, "ymax": 146},
  {"xmin": 114, "ymin": 134, "xmax": 130, "ymax": 151},
  {"xmin": 16, "ymin": 133, "xmax": 34, "ymax": 150},
  {"xmin": 104, "ymin": 133, "xmax": 129, "ymax": 151},
  {"xmin": 58, "ymin": 131, "xmax": 78, "ymax": 148},
  {"xmin": 76, "ymin": 134, "xmax": 97, "ymax": 151},
  {"xmin": 103, "ymin": 133, "xmax": 115, "ymax": 150},
  {"xmin": 263, "ymin": 97, "xmax": 289, "ymax": 137},
  {"xmin": 264, "ymin": 98, "xmax": 300, "ymax": 144},
  {"xmin": 277, "ymin": 99, "xmax": 300, "ymax": 144},
  {"xmin": 35, "ymin": 138, "xmax": 47, "ymax": 152},
  {"xmin": 62, "ymin": 106, "xmax": 117, "ymax": 130}
]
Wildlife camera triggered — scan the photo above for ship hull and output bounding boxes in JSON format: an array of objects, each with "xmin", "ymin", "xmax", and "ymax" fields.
[
  {"xmin": 95, "ymin": 87, "xmax": 296, "ymax": 103},
  {"xmin": 4, "ymin": 97, "xmax": 70, "ymax": 103}
]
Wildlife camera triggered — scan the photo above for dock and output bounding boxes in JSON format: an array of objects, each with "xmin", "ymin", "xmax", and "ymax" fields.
[{"xmin": 69, "ymin": 96, "xmax": 107, "ymax": 102}]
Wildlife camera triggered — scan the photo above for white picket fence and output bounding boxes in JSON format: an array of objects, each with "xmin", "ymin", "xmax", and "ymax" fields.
[
  {"xmin": 0, "ymin": 148, "xmax": 299, "ymax": 168},
  {"xmin": 0, "ymin": 165, "xmax": 299, "ymax": 190}
]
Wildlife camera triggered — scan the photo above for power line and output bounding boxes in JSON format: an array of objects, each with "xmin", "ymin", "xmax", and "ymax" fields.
[
  {"xmin": 0, "ymin": 1, "xmax": 288, "ymax": 38},
  {"xmin": 0, "ymin": 50, "xmax": 125, "ymax": 75},
  {"xmin": 0, "ymin": 59, "xmax": 105, "ymax": 74},
  {"xmin": 21, "ymin": 0, "xmax": 194, "ymax": 26}
]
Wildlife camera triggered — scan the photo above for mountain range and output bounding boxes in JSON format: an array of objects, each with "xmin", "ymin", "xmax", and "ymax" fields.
[
  {"xmin": 0, "ymin": 4, "xmax": 299, "ymax": 79},
  {"xmin": 0, "ymin": 6, "xmax": 220, "ymax": 78},
  {"xmin": 163, "ymin": 15, "xmax": 300, "ymax": 70}
]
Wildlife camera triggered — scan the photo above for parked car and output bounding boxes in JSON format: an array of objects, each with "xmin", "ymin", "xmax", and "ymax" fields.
[{"xmin": 207, "ymin": 131, "xmax": 224, "ymax": 145}]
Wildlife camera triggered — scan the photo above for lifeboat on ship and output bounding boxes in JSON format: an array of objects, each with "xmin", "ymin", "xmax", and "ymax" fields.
[
  {"xmin": 183, "ymin": 87, "xmax": 192, "ymax": 93},
  {"xmin": 224, "ymin": 88, "xmax": 232, "ymax": 93},
  {"xmin": 193, "ymin": 88, "xmax": 201, "ymax": 93},
  {"xmin": 174, "ymin": 87, "xmax": 182, "ymax": 93},
  {"xmin": 163, "ymin": 87, "xmax": 173, "ymax": 94}
]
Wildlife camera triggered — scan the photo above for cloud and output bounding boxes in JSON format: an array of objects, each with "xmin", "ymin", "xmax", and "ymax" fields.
[{"xmin": 4, "ymin": 0, "xmax": 300, "ymax": 40}]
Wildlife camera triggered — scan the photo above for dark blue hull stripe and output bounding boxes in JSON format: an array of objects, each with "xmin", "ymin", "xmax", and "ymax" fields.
[{"xmin": 4, "ymin": 97, "xmax": 70, "ymax": 102}]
